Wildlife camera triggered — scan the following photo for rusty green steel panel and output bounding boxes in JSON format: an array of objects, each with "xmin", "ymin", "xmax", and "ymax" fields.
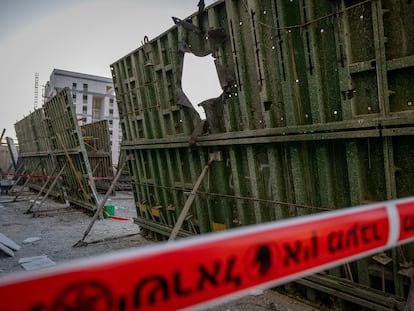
[
  {"xmin": 42, "ymin": 88, "xmax": 97, "ymax": 211},
  {"xmin": 111, "ymin": 0, "xmax": 414, "ymax": 308}
]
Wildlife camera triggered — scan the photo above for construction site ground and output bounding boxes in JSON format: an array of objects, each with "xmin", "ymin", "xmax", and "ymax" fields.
[{"xmin": 0, "ymin": 188, "xmax": 315, "ymax": 311}]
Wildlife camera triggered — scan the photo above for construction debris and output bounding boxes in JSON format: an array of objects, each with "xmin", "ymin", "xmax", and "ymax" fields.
[
  {"xmin": 22, "ymin": 237, "xmax": 42, "ymax": 244},
  {"xmin": 0, "ymin": 243, "xmax": 15, "ymax": 257},
  {"xmin": 0, "ymin": 233, "xmax": 21, "ymax": 257},
  {"xmin": 18, "ymin": 255, "xmax": 56, "ymax": 271}
]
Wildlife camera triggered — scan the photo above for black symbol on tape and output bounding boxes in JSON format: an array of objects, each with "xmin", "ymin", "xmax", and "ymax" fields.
[
  {"xmin": 253, "ymin": 245, "xmax": 272, "ymax": 276},
  {"xmin": 245, "ymin": 243, "xmax": 278, "ymax": 281},
  {"xmin": 51, "ymin": 281, "xmax": 112, "ymax": 311}
]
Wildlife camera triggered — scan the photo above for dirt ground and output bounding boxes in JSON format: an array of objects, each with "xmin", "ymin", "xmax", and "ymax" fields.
[{"xmin": 0, "ymin": 188, "xmax": 315, "ymax": 311}]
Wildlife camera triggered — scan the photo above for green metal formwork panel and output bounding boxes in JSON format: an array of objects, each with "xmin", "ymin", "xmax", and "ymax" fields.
[
  {"xmin": 42, "ymin": 88, "xmax": 98, "ymax": 211},
  {"xmin": 81, "ymin": 120, "xmax": 114, "ymax": 191},
  {"xmin": 14, "ymin": 109, "xmax": 55, "ymax": 193},
  {"xmin": 111, "ymin": 0, "xmax": 414, "ymax": 308}
]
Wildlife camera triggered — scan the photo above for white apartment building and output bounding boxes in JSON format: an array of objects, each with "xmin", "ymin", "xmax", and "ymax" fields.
[{"xmin": 44, "ymin": 69, "xmax": 121, "ymax": 165}]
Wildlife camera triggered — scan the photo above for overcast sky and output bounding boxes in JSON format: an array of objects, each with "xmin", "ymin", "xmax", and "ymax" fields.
[{"xmin": 0, "ymin": 0, "xmax": 220, "ymax": 140}]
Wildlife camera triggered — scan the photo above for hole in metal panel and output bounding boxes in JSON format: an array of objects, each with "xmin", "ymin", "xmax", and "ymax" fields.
[{"xmin": 182, "ymin": 53, "xmax": 222, "ymax": 119}]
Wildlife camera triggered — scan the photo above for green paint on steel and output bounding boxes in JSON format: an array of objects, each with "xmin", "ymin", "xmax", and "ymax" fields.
[{"xmin": 110, "ymin": 0, "xmax": 414, "ymax": 306}]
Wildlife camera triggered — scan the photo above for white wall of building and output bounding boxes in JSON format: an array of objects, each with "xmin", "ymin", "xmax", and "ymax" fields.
[{"xmin": 45, "ymin": 69, "xmax": 121, "ymax": 165}]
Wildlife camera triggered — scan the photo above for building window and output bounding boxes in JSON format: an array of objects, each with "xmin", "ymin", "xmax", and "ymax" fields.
[
  {"xmin": 109, "ymin": 108, "xmax": 114, "ymax": 116},
  {"xmin": 72, "ymin": 82, "xmax": 77, "ymax": 89},
  {"xmin": 82, "ymin": 106, "xmax": 87, "ymax": 113},
  {"xmin": 109, "ymin": 130, "xmax": 113, "ymax": 136},
  {"xmin": 72, "ymin": 93, "xmax": 77, "ymax": 100},
  {"xmin": 83, "ymin": 83, "xmax": 88, "ymax": 90},
  {"xmin": 109, "ymin": 120, "xmax": 113, "ymax": 125},
  {"xmin": 83, "ymin": 95, "xmax": 88, "ymax": 102},
  {"xmin": 109, "ymin": 98, "xmax": 114, "ymax": 104}
]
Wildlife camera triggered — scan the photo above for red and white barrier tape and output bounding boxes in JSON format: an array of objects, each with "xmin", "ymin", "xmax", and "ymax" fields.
[
  {"xmin": 1, "ymin": 197, "xmax": 414, "ymax": 311},
  {"xmin": 0, "ymin": 173, "xmax": 53, "ymax": 179},
  {"xmin": 1, "ymin": 173, "xmax": 112, "ymax": 180}
]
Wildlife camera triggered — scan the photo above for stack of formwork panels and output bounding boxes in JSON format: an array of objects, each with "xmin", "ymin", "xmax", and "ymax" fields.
[
  {"xmin": 15, "ymin": 88, "xmax": 98, "ymax": 212},
  {"xmin": 110, "ymin": 0, "xmax": 414, "ymax": 308}
]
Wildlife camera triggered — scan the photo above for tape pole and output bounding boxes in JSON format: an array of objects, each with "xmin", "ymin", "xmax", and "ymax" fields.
[{"xmin": 1, "ymin": 197, "xmax": 414, "ymax": 311}]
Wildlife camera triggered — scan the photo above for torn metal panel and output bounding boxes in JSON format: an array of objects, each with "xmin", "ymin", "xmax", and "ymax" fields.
[{"xmin": 111, "ymin": 0, "xmax": 414, "ymax": 306}]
